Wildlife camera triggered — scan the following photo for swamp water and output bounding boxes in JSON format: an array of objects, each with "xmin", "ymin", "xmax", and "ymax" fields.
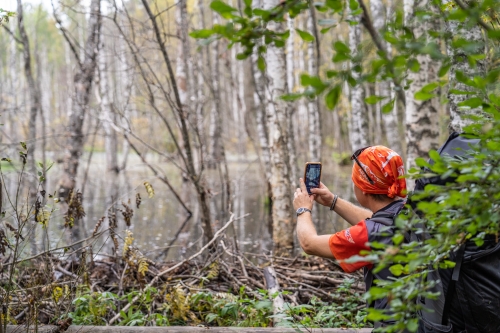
[{"xmin": 2, "ymin": 152, "xmax": 357, "ymax": 260}]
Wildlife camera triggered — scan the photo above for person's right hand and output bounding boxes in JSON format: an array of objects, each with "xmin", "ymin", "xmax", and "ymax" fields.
[{"xmin": 310, "ymin": 182, "xmax": 335, "ymax": 207}]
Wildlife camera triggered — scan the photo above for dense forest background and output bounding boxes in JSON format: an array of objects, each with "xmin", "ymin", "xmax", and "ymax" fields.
[{"xmin": 0, "ymin": 0, "xmax": 456, "ymax": 257}]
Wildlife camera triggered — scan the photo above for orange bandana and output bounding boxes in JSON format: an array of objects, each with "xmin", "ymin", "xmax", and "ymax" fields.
[{"xmin": 351, "ymin": 146, "xmax": 407, "ymax": 198}]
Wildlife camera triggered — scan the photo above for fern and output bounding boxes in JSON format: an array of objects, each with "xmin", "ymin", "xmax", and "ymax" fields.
[{"xmin": 165, "ymin": 284, "xmax": 190, "ymax": 321}]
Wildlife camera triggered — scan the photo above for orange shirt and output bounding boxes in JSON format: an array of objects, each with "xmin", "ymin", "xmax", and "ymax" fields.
[{"xmin": 328, "ymin": 220, "xmax": 371, "ymax": 272}]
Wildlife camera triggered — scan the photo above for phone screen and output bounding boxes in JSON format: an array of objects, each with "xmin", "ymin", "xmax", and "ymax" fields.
[{"xmin": 305, "ymin": 163, "xmax": 321, "ymax": 195}]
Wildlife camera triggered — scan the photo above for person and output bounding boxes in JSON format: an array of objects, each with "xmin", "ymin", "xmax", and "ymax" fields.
[{"xmin": 292, "ymin": 145, "xmax": 407, "ymax": 328}]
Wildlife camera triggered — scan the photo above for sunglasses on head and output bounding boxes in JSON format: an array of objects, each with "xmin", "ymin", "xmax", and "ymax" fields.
[{"xmin": 351, "ymin": 146, "xmax": 374, "ymax": 185}]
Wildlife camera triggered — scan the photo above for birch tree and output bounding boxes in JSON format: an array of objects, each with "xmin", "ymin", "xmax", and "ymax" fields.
[
  {"xmin": 404, "ymin": 0, "xmax": 440, "ymax": 172},
  {"xmin": 263, "ymin": 0, "xmax": 294, "ymax": 254},
  {"xmin": 306, "ymin": 8, "xmax": 321, "ymax": 161},
  {"xmin": 444, "ymin": 3, "xmax": 487, "ymax": 132},
  {"xmin": 348, "ymin": 7, "xmax": 368, "ymax": 150},
  {"xmin": 57, "ymin": 0, "xmax": 101, "ymax": 203},
  {"xmin": 370, "ymin": 0, "xmax": 403, "ymax": 154}
]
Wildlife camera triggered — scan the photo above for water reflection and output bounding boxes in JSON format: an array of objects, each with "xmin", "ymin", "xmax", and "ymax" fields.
[{"xmin": 1, "ymin": 153, "xmax": 356, "ymax": 260}]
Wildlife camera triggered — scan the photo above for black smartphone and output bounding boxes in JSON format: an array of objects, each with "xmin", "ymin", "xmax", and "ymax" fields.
[{"xmin": 304, "ymin": 162, "xmax": 322, "ymax": 195}]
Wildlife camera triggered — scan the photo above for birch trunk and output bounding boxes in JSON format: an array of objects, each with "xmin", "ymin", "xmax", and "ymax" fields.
[
  {"xmin": 98, "ymin": 35, "xmax": 119, "ymax": 211},
  {"xmin": 286, "ymin": 16, "xmax": 298, "ymax": 184},
  {"xmin": 8, "ymin": 21, "xmax": 20, "ymax": 157},
  {"xmin": 370, "ymin": 0, "xmax": 403, "ymax": 153},
  {"xmin": 208, "ymin": 13, "xmax": 223, "ymax": 169},
  {"xmin": 404, "ymin": 0, "xmax": 440, "ymax": 173},
  {"xmin": 17, "ymin": 0, "xmax": 41, "ymax": 255},
  {"xmin": 263, "ymin": 0, "xmax": 294, "ymax": 255},
  {"xmin": 306, "ymin": 9, "xmax": 321, "ymax": 161},
  {"xmin": 251, "ymin": 0, "xmax": 272, "ymax": 184},
  {"xmin": 58, "ymin": 0, "xmax": 101, "ymax": 241},
  {"xmin": 444, "ymin": 4, "xmax": 486, "ymax": 133},
  {"xmin": 348, "ymin": 11, "xmax": 368, "ymax": 150}
]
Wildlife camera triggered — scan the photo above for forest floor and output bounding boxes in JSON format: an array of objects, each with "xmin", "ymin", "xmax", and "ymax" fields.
[{"xmin": 3, "ymin": 246, "xmax": 369, "ymax": 331}]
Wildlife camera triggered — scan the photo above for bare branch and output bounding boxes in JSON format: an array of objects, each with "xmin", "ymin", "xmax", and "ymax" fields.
[{"xmin": 51, "ymin": 0, "xmax": 83, "ymax": 69}]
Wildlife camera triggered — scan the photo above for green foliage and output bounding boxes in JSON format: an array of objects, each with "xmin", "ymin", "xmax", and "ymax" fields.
[
  {"xmin": 69, "ymin": 288, "xmax": 118, "ymax": 325},
  {"xmin": 0, "ymin": 9, "xmax": 15, "ymax": 24},
  {"xmin": 198, "ymin": 0, "xmax": 500, "ymax": 331},
  {"xmin": 190, "ymin": 287, "xmax": 273, "ymax": 327},
  {"xmin": 277, "ymin": 280, "xmax": 369, "ymax": 329}
]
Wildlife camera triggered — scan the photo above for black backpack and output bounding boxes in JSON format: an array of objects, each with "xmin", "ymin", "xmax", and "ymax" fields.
[{"xmin": 411, "ymin": 133, "xmax": 500, "ymax": 333}]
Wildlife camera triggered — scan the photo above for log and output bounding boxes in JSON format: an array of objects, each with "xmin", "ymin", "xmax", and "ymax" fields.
[{"xmin": 263, "ymin": 266, "xmax": 285, "ymax": 326}]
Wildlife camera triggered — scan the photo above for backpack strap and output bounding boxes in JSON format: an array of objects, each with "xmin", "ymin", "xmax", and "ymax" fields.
[{"xmin": 441, "ymin": 243, "xmax": 466, "ymax": 325}]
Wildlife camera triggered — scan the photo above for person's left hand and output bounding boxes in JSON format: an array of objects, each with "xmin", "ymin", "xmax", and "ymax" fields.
[{"xmin": 293, "ymin": 178, "xmax": 314, "ymax": 211}]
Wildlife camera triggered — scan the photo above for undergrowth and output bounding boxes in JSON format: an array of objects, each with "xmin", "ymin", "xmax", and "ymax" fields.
[{"xmin": 64, "ymin": 280, "xmax": 369, "ymax": 329}]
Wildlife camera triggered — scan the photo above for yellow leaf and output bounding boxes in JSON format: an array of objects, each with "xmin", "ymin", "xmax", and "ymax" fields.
[
  {"xmin": 144, "ymin": 182, "xmax": 155, "ymax": 198},
  {"xmin": 53, "ymin": 286, "xmax": 63, "ymax": 303}
]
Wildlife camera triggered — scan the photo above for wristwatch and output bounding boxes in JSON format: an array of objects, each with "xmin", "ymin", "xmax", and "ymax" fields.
[{"xmin": 296, "ymin": 207, "xmax": 312, "ymax": 216}]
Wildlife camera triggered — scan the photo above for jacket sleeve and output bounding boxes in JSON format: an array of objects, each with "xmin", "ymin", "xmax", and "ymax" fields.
[{"xmin": 328, "ymin": 220, "xmax": 371, "ymax": 273}]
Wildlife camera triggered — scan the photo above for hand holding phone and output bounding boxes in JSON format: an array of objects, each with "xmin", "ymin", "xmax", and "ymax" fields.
[{"xmin": 304, "ymin": 162, "xmax": 322, "ymax": 195}]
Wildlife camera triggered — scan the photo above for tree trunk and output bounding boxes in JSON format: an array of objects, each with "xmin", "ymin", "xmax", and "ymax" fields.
[
  {"xmin": 404, "ymin": 0, "xmax": 441, "ymax": 174},
  {"xmin": 348, "ymin": 10, "xmax": 368, "ymax": 150},
  {"xmin": 306, "ymin": 8, "xmax": 321, "ymax": 161},
  {"xmin": 263, "ymin": 0, "xmax": 294, "ymax": 255},
  {"xmin": 141, "ymin": 0, "xmax": 214, "ymax": 244},
  {"xmin": 286, "ymin": 16, "xmax": 298, "ymax": 184},
  {"xmin": 98, "ymin": 33, "xmax": 119, "ymax": 211},
  {"xmin": 369, "ymin": 0, "xmax": 403, "ymax": 153},
  {"xmin": 17, "ymin": 0, "xmax": 41, "ymax": 256},
  {"xmin": 444, "ymin": 3, "xmax": 486, "ymax": 133},
  {"xmin": 58, "ymin": 0, "xmax": 101, "ymax": 198}
]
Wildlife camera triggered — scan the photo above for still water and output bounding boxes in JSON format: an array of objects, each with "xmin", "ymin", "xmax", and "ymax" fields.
[{"xmin": 2, "ymin": 152, "xmax": 357, "ymax": 260}]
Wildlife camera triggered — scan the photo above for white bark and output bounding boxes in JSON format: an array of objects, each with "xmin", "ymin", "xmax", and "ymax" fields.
[
  {"xmin": 348, "ymin": 11, "xmax": 368, "ymax": 150},
  {"xmin": 286, "ymin": 16, "xmax": 298, "ymax": 184},
  {"xmin": 252, "ymin": 0, "xmax": 272, "ymax": 183},
  {"xmin": 263, "ymin": 0, "xmax": 294, "ymax": 254},
  {"xmin": 404, "ymin": 0, "xmax": 441, "ymax": 173},
  {"xmin": 444, "ymin": 4, "xmax": 486, "ymax": 133},
  {"xmin": 175, "ymin": 0, "xmax": 189, "ymax": 108},
  {"xmin": 371, "ymin": 0, "xmax": 403, "ymax": 153},
  {"xmin": 306, "ymin": 10, "xmax": 321, "ymax": 161}
]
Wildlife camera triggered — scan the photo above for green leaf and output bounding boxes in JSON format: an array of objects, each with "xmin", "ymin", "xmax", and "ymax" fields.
[
  {"xmin": 407, "ymin": 319, "xmax": 419, "ymax": 332},
  {"xmin": 20, "ymin": 142, "xmax": 27, "ymax": 150},
  {"xmin": 281, "ymin": 93, "xmax": 303, "ymax": 101},
  {"xmin": 333, "ymin": 41, "xmax": 350, "ymax": 54},
  {"xmin": 420, "ymin": 82, "xmax": 439, "ymax": 93},
  {"xmin": 325, "ymin": 85, "xmax": 341, "ymax": 110},
  {"xmin": 381, "ymin": 99, "xmax": 395, "ymax": 114},
  {"xmin": 189, "ymin": 29, "xmax": 214, "ymax": 39},
  {"xmin": 414, "ymin": 92, "xmax": 436, "ymax": 101},
  {"xmin": 392, "ymin": 234, "xmax": 404, "ymax": 246},
  {"xmin": 365, "ymin": 95, "xmax": 386, "ymax": 105},
  {"xmin": 389, "ymin": 264, "xmax": 404, "ymax": 276},
  {"xmin": 457, "ymin": 97, "xmax": 483, "ymax": 108},
  {"xmin": 438, "ymin": 63, "xmax": 451, "ymax": 77},
  {"xmin": 408, "ymin": 59, "xmax": 420, "ymax": 73},
  {"xmin": 257, "ymin": 56, "xmax": 266, "ymax": 71},
  {"xmin": 325, "ymin": 0, "xmax": 343, "ymax": 11},
  {"xmin": 210, "ymin": 0, "xmax": 237, "ymax": 14},
  {"xmin": 295, "ymin": 29, "xmax": 315, "ymax": 42},
  {"xmin": 326, "ymin": 70, "xmax": 338, "ymax": 78}
]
